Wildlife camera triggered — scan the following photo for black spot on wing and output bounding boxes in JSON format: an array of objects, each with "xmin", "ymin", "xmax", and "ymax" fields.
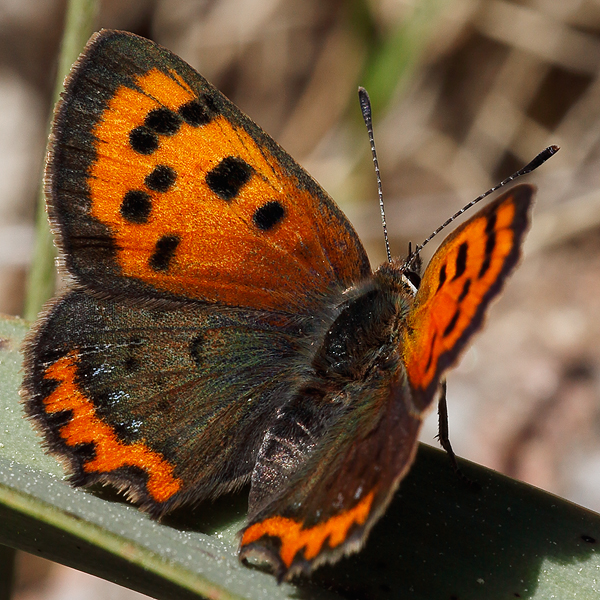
[
  {"xmin": 425, "ymin": 332, "xmax": 437, "ymax": 374},
  {"xmin": 253, "ymin": 201, "xmax": 285, "ymax": 231},
  {"xmin": 122, "ymin": 338, "xmax": 143, "ymax": 375},
  {"xmin": 145, "ymin": 165, "xmax": 176, "ymax": 192},
  {"xmin": 443, "ymin": 308, "xmax": 460, "ymax": 337},
  {"xmin": 149, "ymin": 235, "xmax": 180, "ymax": 272},
  {"xmin": 190, "ymin": 334, "xmax": 204, "ymax": 368},
  {"xmin": 121, "ymin": 190, "xmax": 152, "ymax": 224},
  {"xmin": 486, "ymin": 208, "xmax": 498, "ymax": 234},
  {"xmin": 458, "ymin": 278, "xmax": 471, "ymax": 303},
  {"xmin": 437, "ymin": 264, "xmax": 447, "ymax": 292},
  {"xmin": 206, "ymin": 156, "xmax": 253, "ymax": 201},
  {"xmin": 178, "ymin": 97, "xmax": 215, "ymax": 126},
  {"xmin": 478, "ymin": 212, "xmax": 497, "ymax": 278},
  {"xmin": 145, "ymin": 108, "xmax": 181, "ymax": 135},
  {"xmin": 129, "ymin": 126, "xmax": 159, "ymax": 155},
  {"xmin": 453, "ymin": 242, "xmax": 468, "ymax": 280},
  {"xmin": 124, "ymin": 356, "xmax": 139, "ymax": 374}
]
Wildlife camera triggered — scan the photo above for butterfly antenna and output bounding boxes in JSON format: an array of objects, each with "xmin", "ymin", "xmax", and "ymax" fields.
[
  {"xmin": 407, "ymin": 145, "xmax": 560, "ymax": 265},
  {"xmin": 359, "ymin": 87, "xmax": 392, "ymax": 263}
]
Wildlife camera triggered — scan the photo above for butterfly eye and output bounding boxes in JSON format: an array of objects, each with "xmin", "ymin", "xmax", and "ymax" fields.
[
  {"xmin": 404, "ymin": 270, "xmax": 421, "ymax": 290},
  {"xmin": 403, "ymin": 247, "xmax": 422, "ymax": 284}
]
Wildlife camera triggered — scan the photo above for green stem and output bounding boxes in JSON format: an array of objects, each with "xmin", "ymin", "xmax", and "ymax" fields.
[{"xmin": 23, "ymin": 0, "xmax": 98, "ymax": 321}]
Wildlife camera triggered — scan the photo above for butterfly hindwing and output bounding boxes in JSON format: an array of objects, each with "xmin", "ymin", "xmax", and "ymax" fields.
[
  {"xmin": 403, "ymin": 184, "xmax": 534, "ymax": 410},
  {"xmin": 49, "ymin": 30, "xmax": 370, "ymax": 314},
  {"xmin": 240, "ymin": 368, "xmax": 422, "ymax": 580},
  {"xmin": 23, "ymin": 289, "xmax": 321, "ymax": 514}
]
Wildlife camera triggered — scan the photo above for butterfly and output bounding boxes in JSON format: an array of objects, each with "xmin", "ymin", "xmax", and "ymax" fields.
[{"xmin": 22, "ymin": 29, "xmax": 539, "ymax": 581}]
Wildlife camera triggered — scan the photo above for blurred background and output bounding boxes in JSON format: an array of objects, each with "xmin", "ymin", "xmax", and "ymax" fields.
[{"xmin": 2, "ymin": 0, "xmax": 600, "ymax": 597}]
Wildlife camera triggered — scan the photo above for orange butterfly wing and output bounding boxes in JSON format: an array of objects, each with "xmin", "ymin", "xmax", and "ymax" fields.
[
  {"xmin": 403, "ymin": 184, "xmax": 534, "ymax": 410},
  {"xmin": 49, "ymin": 30, "xmax": 370, "ymax": 313}
]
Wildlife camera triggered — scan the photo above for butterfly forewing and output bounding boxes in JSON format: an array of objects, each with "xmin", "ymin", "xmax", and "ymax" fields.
[
  {"xmin": 403, "ymin": 184, "xmax": 534, "ymax": 410},
  {"xmin": 49, "ymin": 30, "xmax": 370, "ymax": 314}
]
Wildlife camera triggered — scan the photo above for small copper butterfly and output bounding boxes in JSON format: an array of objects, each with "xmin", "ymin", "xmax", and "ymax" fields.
[{"xmin": 22, "ymin": 30, "xmax": 547, "ymax": 581}]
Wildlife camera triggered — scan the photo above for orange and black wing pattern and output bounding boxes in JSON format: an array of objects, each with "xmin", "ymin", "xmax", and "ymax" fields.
[
  {"xmin": 23, "ymin": 289, "xmax": 320, "ymax": 515},
  {"xmin": 403, "ymin": 184, "xmax": 534, "ymax": 411},
  {"xmin": 48, "ymin": 30, "xmax": 370, "ymax": 313},
  {"xmin": 22, "ymin": 27, "xmax": 543, "ymax": 584},
  {"xmin": 24, "ymin": 30, "xmax": 370, "ymax": 516},
  {"xmin": 240, "ymin": 369, "xmax": 422, "ymax": 581}
]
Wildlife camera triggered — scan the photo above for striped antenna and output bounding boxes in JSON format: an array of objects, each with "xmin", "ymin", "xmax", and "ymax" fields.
[
  {"xmin": 407, "ymin": 145, "xmax": 560, "ymax": 265},
  {"xmin": 359, "ymin": 87, "xmax": 392, "ymax": 263}
]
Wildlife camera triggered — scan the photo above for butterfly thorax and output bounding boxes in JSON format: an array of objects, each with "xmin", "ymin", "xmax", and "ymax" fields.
[{"xmin": 312, "ymin": 260, "xmax": 414, "ymax": 383}]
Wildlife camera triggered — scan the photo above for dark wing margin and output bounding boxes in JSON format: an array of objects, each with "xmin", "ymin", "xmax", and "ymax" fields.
[{"xmin": 21, "ymin": 289, "xmax": 316, "ymax": 516}]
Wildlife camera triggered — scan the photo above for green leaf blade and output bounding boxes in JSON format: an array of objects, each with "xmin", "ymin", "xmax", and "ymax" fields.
[{"xmin": 1, "ymin": 314, "xmax": 600, "ymax": 599}]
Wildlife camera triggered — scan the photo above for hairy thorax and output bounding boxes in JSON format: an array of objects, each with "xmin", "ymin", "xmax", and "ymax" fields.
[{"xmin": 312, "ymin": 259, "xmax": 415, "ymax": 384}]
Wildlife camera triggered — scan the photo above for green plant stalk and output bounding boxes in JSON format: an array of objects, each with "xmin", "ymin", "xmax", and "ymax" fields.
[
  {"xmin": 23, "ymin": 0, "xmax": 98, "ymax": 321},
  {"xmin": 1, "ymin": 316, "xmax": 599, "ymax": 599}
]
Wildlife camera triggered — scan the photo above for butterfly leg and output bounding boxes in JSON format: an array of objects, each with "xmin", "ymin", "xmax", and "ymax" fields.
[{"xmin": 437, "ymin": 381, "xmax": 478, "ymax": 488}]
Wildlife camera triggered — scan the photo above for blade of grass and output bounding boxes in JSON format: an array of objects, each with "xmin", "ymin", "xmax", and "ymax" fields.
[
  {"xmin": 1, "ymin": 315, "xmax": 600, "ymax": 598},
  {"xmin": 23, "ymin": 0, "xmax": 98, "ymax": 321}
]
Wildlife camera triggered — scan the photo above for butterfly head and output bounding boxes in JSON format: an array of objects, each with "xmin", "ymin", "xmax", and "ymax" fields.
[
  {"xmin": 401, "ymin": 243, "xmax": 422, "ymax": 294},
  {"xmin": 373, "ymin": 256, "xmax": 421, "ymax": 303},
  {"xmin": 371, "ymin": 246, "xmax": 422, "ymax": 298}
]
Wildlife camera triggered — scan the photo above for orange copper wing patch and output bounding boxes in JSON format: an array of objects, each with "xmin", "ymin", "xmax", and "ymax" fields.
[
  {"xmin": 241, "ymin": 491, "xmax": 375, "ymax": 569},
  {"xmin": 43, "ymin": 352, "xmax": 182, "ymax": 503},
  {"xmin": 403, "ymin": 185, "xmax": 534, "ymax": 411},
  {"xmin": 88, "ymin": 66, "xmax": 367, "ymax": 311}
]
